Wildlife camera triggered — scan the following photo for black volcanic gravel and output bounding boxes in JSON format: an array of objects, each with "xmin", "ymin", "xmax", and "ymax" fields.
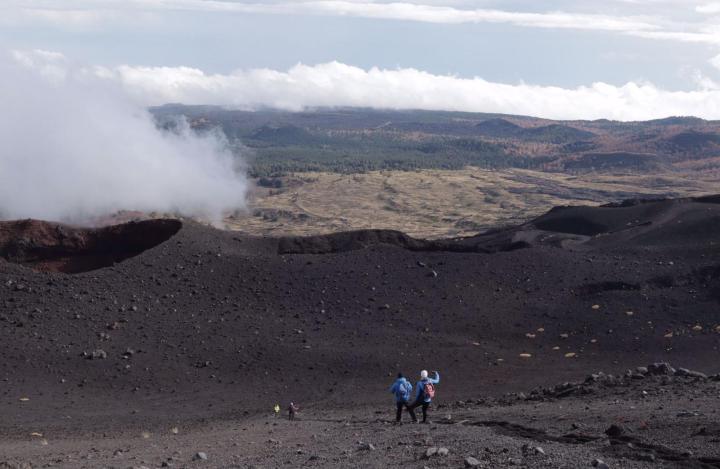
[{"xmin": 1, "ymin": 197, "xmax": 720, "ymax": 434}]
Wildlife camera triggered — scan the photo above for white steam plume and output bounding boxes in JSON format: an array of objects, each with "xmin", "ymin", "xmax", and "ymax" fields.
[{"xmin": 0, "ymin": 50, "xmax": 247, "ymax": 224}]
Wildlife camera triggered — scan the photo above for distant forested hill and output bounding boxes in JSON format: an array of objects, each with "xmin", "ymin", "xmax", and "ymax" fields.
[{"xmin": 150, "ymin": 105, "xmax": 720, "ymax": 177}]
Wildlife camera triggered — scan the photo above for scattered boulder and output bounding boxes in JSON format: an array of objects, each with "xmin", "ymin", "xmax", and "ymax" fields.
[
  {"xmin": 424, "ymin": 447, "xmax": 438, "ymax": 459},
  {"xmin": 522, "ymin": 444, "xmax": 545, "ymax": 456},
  {"xmin": 592, "ymin": 459, "xmax": 609, "ymax": 469},
  {"xmin": 464, "ymin": 457, "xmax": 481, "ymax": 468},
  {"xmin": 647, "ymin": 362, "xmax": 675, "ymax": 376},
  {"xmin": 437, "ymin": 447, "xmax": 449, "ymax": 456},
  {"xmin": 0, "ymin": 462, "xmax": 33, "ymax": 469},
  {"xmin": 605, "ymin": 424, "xmax": 626, "ymax": 438},
  {"xmin": 193, "ymin": 452, "xmax": 208, "ymax": 461},
  {"xmin": 675, "ymin": 368, "xmax": 707, "ymax": 379},
  {"xmin": 83, "ymin": 349, "xmax": 107, "ymax": 360}
]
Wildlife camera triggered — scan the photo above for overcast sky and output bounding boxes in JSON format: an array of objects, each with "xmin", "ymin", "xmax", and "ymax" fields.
[{"xmin": 3, "ymin": 0, "xmax": 720, "ymax": 119}]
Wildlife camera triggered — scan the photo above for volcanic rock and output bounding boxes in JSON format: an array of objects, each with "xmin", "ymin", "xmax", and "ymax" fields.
[
  {"xmin": 675, "ymin": 368, "xmax": 708, "ymax": 379},
  {"xmin": 647, "ymin": 363, "xmax": 675, "ymax": 376},
  {"xmin": 605, "ymin": 424, "xmax": 626, "ymax": 438},
  {"xmin": 424, "ymin": 447, "xmax": 438, "ymax": 459},
  {"xmin": 83, "ymin": 349, "xmax": 107, "ymax": 360}
]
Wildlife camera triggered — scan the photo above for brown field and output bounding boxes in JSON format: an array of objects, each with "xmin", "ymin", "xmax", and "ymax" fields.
[{"xmin": 227, "ymin": 168, "xmax": 720, "ymax": 238}]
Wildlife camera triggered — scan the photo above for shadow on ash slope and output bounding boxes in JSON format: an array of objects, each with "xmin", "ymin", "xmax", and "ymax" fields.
[{"xmin": 0, "ymin": 219, "xmax": 181, "ymax": 273}]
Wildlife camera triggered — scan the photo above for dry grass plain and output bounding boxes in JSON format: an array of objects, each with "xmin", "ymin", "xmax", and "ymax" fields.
[{"xmin": 227, "ymin": 168, "xmax": 720, "ymax": 238}]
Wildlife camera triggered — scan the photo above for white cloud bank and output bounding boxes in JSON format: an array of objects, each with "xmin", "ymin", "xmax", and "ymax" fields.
[
  {"xmin": 697, "ymin": 2, "xmax": 720, "ymax": 14},
  {"xmin": 5, "ymin": 1, "xmax": 720, "ymax": 75},
  {"xmin": 100, "ymin": 61, "xmax": 720, "ymax": 121},
  {"xmin": 188, "ymin": 1, "xmax": 661, "ymax": 33},
  {"xmin": 0, "ymin": 50, "xmax": 248, "ymax": 223},
  {"xmin": 4, "ymin": 0, "xmax": 719, "ymax": 44}
]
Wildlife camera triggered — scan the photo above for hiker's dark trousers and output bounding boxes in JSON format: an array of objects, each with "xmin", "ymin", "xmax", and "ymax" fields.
[
  {"xmin": 408, "ymin": 400, "xmax": 430, "ymax": 422},
  {"xmin": 395, "ymin": 400, "xmax": 409, "ymax": 422}
]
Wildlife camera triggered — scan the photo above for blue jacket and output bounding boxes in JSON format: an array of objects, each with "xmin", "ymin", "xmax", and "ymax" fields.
[
  {"xmin": 415, "ymin": 372, "xmax": 440, "ymax": 403},
  {"xmin": 389, "ymin": 377, "xmax": 412, "ymax": 402}
]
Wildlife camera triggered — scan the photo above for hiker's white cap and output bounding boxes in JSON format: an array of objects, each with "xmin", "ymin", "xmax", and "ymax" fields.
[{"xmin": 420, "ymin": 370, "xmax": 428, "ymax": 379}]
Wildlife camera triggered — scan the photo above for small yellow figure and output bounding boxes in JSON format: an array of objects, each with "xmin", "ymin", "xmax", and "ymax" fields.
[{"xmin": 273, "ymin": 404, "xmax": 280, "ymax": 417}]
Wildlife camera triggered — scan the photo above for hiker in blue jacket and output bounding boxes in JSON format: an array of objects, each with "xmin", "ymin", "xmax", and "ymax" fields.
[
  {"xmin": 408, "ymin": 369, "xmax": 440, "ymax": 423},
  {"xmin": 389, "ymin": 373, "xmax": 413, "ymax": 423}
]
